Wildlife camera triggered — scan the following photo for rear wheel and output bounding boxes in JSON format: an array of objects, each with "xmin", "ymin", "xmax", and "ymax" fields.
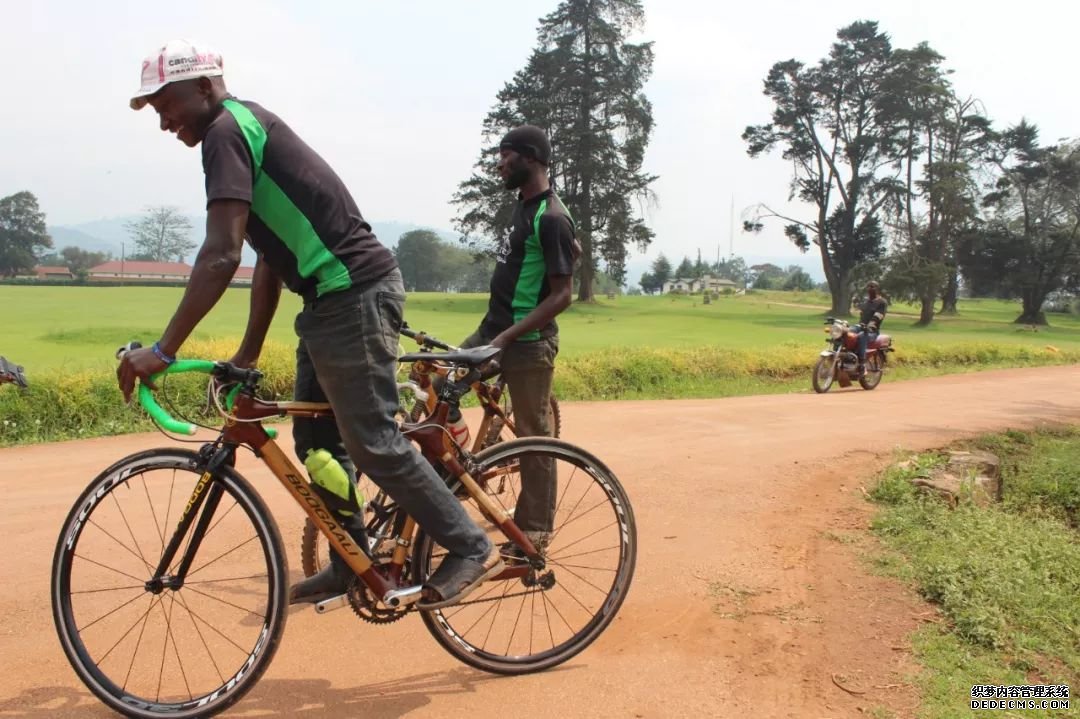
[
  {"xmin": 859, "ymin": 352, "xmax": 884, "ymax": 390},
  {"xmin": 51, "ymin": 448, "xmax": 287, "ymax": 718},
  {"xmin": 414, "ymin": 437, "xmax": 636, "ymax": 675},
  {"xmin": 812, "ymin": 356, "xmax": 836, "ymax": 393}
]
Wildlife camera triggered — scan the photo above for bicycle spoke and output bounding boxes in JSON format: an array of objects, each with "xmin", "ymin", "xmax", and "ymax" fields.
[
  {"xmin": 159, "ymin": 470, "xmax": 178, "ymax": 559},
  {"xmin": 504, "ymin": 587, "xmax": 529, "ymax": 655},
  {"xmin": 553, "ymin": 579, "xmax": 595, "ymax": 615},
  {"xmin": 75, "ymin": 553, "xmax": 149, "ymax": 585},
  {"xmin": 71, "ymin": 584, "xmax": 146, "ymax": 595},
  {"xmin": 123, "ymin": 595, "xmax": 161, "ymax": 691},
  {"xmin": 548, "ymin": 560, "xmax": 618, "ymax": 574},
  {"xmin": 529, "ymin": 586, "xmax": 536, "ymax": 655},
  {"xmin": 184, "ymin": 573, "xmax": 268, "ymax": 586},
  {"xmin": 552, "ymin": 497, "xmax": 612, "ymax": 538},
  {"xmin": 142, "ymin": 475, "xmax": 166, "ymax": 550},
  {"xmin": 175, "ymin": 592, "xmax": 225, "ymax": 684},
  {"xmin": 185, "ymin": 535, "xmax": 259, "ymax": 580},
  {"xmin": 111, "ymin": 492, "xmax": 152, "ymax": 573},
  {"xmin": 440, "ymin": 580, "xmax": 505, "ymax": 620},
  {"xmin": 549, "ymin": 561, "xmax": 611, "ymax": 597},
  {"xmin": 455, "ymin": 584, "xmax": 508, "ymax": 637},
  {"xmin": 88, "ymin": 519, "xmax": 154, "ymax": 573},
  {"xmin": 163, "ymin": 595, "xmax": 194, "ymax": 701},
  {"xmin": 480, "ymin": 580, "xmax": 513, "ymax": 651},
  {"xmin": 540, "ymin": 582, "xmax": 557, "ymax": 643},
  {"xmin": 542, "ymin": 587, "xmax": 577, "ymax": 634},
  {"xmin": 180, "ymin": 600, "xmax": 251, "ymax": 656},
  {"xmin": 551, "ymin": 465, "xmax": 579, "ymax": 520},
  {"xmin": 550, "ymin": 520, "xmax": 618, "ymax": 558},
  {"xmin": 77, "ymin": 590, "xmax": 147, "ymax": 633},
  {"xmin": 202, "ymin": 499, "xmax": 240, "ymax": 544},
  {"xmin": 184, "ymin": 585, "xmax": 265, "ymax": 619},
  {"xmin": 155, "ymin": 598, "xmax": 169, "ymax": 702},
  {"xmin": 96, "ymin": 594, "xmax": 158, "ymax": 665},
  {"xmin": 548, "ymin": 544, "xmax": 620, "ymax": 563}
]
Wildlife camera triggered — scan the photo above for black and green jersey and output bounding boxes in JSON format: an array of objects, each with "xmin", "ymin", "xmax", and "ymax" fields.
[
  {"xmin": 480, "ymin": 188, "xmax": 576, "ymax": 341},
  {"xmin": 201, "ymin": 98, "xmax": 396, "ymax": 301}
]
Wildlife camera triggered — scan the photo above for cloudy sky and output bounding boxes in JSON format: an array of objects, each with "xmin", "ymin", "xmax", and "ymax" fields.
[{"xmin": 2, "ymin": 0, "xmax": 1076, "ymax": 273}]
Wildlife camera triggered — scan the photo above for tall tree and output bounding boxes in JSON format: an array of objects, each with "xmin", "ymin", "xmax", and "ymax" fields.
[
  {"xmin": 0, "ymin": 191, "xmax": 52, "ymax": 277},
  {"xmin": 742, "ymin": 21, "xmax": 901, "ymax": 315},
  {"xmin": 650, "ymin": 253, "xmax": 672, "ymax": 288},
  {"xmin": 395, "ymin": 230, "xmax": 448, "ymax": 292},
  {"xmin": 877, "ymin": 43, "xmax": 992, "ymax": 324},
  {"xmin": 674, "ymin": 256, "xmax": 694, "ymax": 279},
  {"xmin": 451, "ymin": 0, "xmax": 658, "ymax": 302},
  {"xmin": 961, "ymin": 125, "xmax": 1080, "ymax": 324},
  {"xmin": 783, "ymin": 265, "xmax": 815, "ymax": 291},
  {"xmin": 749, "ymin": 262, "xmax": 785, "ymax": 289},
  {"xmin": 61, "ymin": 246, "xmax": 111, "ymax": 279},
  {"xmin": 714, "ymin": 255, "xmax": 748, "ymax": 286},
  {"xmin": 124, "ymin": 207, "xmax": 195, "ymax": 262}
]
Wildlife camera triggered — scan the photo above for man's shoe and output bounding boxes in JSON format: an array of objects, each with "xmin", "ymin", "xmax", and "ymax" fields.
[
  {"xmin": 289, "ymin": 562, "xmax": 351, "ymax": 605},
  {"xmin": 500, "ymin": 530, "xmax": 552, "ymax": 563}
]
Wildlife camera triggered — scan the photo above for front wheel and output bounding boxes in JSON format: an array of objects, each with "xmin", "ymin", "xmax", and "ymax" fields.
[
  {"xmin": 812, "ymin": 356, "xmax": 836, "ymax": 393},
  {"xmin": 859, "ymin": 352, "xmax": 884, "ymax": 390},
  {"xmin": 51, "ymin": 448, "xmax": 288, "ymax": 718},
  {"xmin": 414, "ymin": 437, "xmax": 637, "ymax": 675}
]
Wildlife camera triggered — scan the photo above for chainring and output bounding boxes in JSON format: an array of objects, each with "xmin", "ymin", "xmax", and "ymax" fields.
[{"xmin": 346, "ymin": 552, "xmax": 412, "ymax": 625}]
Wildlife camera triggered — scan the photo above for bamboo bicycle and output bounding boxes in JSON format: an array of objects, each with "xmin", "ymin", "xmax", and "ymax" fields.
[
  {"xmin": 51, "ymin": 344, "xmax": 636, "ymax": 718},
  {"xmin": 300, "ymin": 323, "xmax": 562, "ymax": 577}
]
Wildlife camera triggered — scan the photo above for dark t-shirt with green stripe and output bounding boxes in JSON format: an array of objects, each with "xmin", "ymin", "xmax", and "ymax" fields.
[
  {"xmin": 201, "ymin": 98, "xmax": 396, "ymax": 301},
  {"xmin": 480, "ymin": 188, "xmax": 576, "ymax": 341}
]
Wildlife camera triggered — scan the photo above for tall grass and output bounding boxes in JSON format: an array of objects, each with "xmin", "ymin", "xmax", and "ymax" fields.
[
  {"xmin": 2, "ymin": 338, "xmax": 1077, "ymax": 446},
  {"xmin": 869, "ymin": 427, "xmax": 1080, "ymax": 718}
]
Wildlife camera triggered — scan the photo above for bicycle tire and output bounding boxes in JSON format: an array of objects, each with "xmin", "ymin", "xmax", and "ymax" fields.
[
  {"xmin": 52, "ymin": 448, "xmax": 288, "ymax": 718},
  {"xmin": 413, "ymin": 437, "xmax": 636, "ymax": 675}
]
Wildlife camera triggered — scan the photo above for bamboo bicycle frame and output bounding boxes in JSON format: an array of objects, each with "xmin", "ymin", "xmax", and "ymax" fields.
[
  {"xmin": 177, "ymin": 390, "xmax": 539, "ymax": 606},
  {"xmin": 407, "ymin": 359, "xmax": 520, "ymax": 453}
]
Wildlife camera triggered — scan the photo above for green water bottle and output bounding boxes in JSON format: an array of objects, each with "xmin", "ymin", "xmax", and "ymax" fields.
[{"xmin": 304, "ymin": 449, "xmax": 363, "ymax": 516}]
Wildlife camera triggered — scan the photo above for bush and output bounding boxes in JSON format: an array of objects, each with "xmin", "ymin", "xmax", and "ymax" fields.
[{"xmin": 4, "ymin": 340, "xmax": 1080, "ymax": 446}]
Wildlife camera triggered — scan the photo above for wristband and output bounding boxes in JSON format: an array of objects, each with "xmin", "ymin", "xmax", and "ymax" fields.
[{"xmin": 152, "ymin": 341, "xmax": 176, "ymax": 365}]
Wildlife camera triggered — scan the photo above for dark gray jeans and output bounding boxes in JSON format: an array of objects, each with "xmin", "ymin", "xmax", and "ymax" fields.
[
  {"xmin": 462, "ymin": 331, "xmax": 559, "ymax": 533},
  {"xmin": 292, "ymin": 269, "xmax": 491, "ymax": 563}
]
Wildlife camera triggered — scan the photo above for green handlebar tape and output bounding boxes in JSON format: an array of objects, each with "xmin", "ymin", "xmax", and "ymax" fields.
[
  {"xmin": 136, "ymin": 360, "xmax": 279, "ymax": 439},
  {"xmin": 138, "ymin": 383, "xmax": 197, "ymax": 435},
  {"xmin": 137, "ymin": 360, "xmax": 216, "ymax": 436}
]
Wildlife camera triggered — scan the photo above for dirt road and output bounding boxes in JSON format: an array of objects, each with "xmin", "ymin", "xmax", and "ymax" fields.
[{"xmin": 1, "ymin": 365, "xmax": 1077, "ymax": 718}]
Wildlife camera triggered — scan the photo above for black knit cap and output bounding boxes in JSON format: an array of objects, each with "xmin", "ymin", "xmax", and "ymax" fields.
[{"xmin": 499, "ymin": 125, "xmax": 551, "ymax": 166}]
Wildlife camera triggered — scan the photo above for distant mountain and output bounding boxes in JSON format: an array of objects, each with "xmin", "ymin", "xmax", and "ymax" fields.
[{"xmin": 47, "ymin": 215, "xmax": 460, "ymax": 265}]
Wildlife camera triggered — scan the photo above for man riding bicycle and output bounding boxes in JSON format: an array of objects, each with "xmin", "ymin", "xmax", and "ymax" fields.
[{"xmin": 117, "ymin": 39, "xmax": 501, "ymax": 610}]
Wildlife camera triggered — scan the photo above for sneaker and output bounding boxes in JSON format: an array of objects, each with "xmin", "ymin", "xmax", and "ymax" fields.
[{"xmin": 500, "ymin": 530, "xmax": 551, "ymax": 562}]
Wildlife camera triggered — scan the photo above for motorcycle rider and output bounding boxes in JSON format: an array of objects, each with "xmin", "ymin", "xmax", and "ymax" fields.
[{"xmin": 854, "ymin": 281, "xmax": 887, "ymax": 375}]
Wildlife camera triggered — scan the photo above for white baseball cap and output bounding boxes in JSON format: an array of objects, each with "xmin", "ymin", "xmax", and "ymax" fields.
[{"xmin": 129, "ymin": 39, "xmax": 224, "ymax": 110}]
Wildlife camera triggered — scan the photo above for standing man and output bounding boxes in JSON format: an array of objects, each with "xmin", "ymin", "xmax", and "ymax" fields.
[
  {"xmin": 459, "ymin": 125, "xmax": 580, "ymax": 556},
  {"xmin": 117, "ymin": 39, "xmax": 501, "ymax": 609},
  {"xmin": 855, "ymin": 280, "xmax": 887, "ymax": 375}
]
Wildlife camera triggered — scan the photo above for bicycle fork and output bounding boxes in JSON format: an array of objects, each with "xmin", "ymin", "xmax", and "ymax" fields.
[{"xmin": 146, "ymin": 445, "xmax": 232, "ymax": 593}]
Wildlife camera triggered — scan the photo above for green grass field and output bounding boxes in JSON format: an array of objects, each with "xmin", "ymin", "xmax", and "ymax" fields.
[
  {"xmin": 6, "ymin": 285, "xmax": 1080, "ymax": 372},
  {"xmin": 4, "ymin": 285, "xmax": 1079, "ymax": 445}
]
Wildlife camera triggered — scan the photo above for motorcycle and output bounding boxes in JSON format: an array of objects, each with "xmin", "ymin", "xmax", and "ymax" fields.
[{"xmin": 812, "ymin": 317, "xmax": 893, "ymax": 393}]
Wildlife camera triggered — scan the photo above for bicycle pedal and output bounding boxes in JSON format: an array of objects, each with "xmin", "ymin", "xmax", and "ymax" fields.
[{"xmin": 313, "ymin": 593, "xmax": 349, "ymax": 614}]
